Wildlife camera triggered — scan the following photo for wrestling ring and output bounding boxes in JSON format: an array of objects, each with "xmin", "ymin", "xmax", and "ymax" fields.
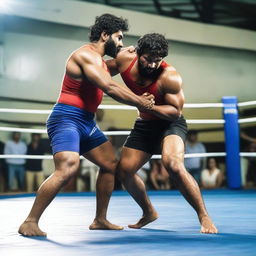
[{"xmin": 0, "ymin": 97, "xmax": 256, "ymax": 256}]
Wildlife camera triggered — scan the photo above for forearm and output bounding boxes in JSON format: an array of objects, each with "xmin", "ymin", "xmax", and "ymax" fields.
[
  {"xmin": 106, "ymin": 81, "xmax": 146, "ymax": 108},
  {"xmin": 82, "ymin": 61, "xmax": 152, "ymax": 109},
  {"xmin": 148, "ymin": 104, "xmax": 181, "ymax": 121}
]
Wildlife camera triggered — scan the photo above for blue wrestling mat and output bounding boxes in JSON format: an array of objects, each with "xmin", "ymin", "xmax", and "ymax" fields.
[{"xmin": 0, "ymin": 190, "xmax": 255, "ymax": 256}]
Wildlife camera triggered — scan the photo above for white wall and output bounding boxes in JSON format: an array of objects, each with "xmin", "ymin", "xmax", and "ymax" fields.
[{"xmin": 1, "ymin": 16, "xmax": 255, "ymax": 103}]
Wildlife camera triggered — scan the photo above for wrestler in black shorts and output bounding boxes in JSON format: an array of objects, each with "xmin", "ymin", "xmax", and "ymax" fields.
[{"xmin": 124, "ymin": 116, "xmax": 187, "ymax": 154}]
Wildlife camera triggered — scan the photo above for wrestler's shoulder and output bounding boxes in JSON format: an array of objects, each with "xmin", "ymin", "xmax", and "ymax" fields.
[
  {"xmin": 162, "ymin": 65, "xmax": 181, "ymax": 79},
  {"xmin": 71, "ymin": 46, "xmax": 101, "ymax": 64},
  {"xmin": 159, "ymin": 66, "xmax": 182, "ymax": 89}
]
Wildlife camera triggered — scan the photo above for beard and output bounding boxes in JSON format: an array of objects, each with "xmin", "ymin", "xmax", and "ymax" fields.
[
  {"xmin": 138, "ymin": 61, "xmax": 160, "ymax": 79},
  {"xmin": 105, "ymin": 37, "xmax": 121, "ymax": 58}
]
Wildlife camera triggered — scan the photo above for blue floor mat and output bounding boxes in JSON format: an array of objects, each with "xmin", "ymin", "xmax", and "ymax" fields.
[{"xmin": 0, "ymin": 190, "xmax": 255, "ymax": 256}]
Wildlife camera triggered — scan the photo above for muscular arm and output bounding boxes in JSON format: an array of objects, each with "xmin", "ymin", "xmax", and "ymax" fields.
[
  {"xmin": 106, "ymin": 46, "xmax": 136, "ymax": 76},
  {"xmin": 105, "ymin": 59, "xmax": 119, "ymax": 77},
  {"xmin": 73, "ymin": 51, "xmax": 154, "ymax": 110},
  {"xmin": 149, "ymin": 70, "xmax": 184, "ymax": 121}
]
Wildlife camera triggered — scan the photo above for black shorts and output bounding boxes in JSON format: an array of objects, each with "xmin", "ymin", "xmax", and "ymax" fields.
[{"xmin": 124, "ymin": 116, "xmax": 188, "ymax": 155}]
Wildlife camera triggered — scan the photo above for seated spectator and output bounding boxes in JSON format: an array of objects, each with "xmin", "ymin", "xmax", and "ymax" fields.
[
  {"xmin": 201, "ymin": 158, "xmax": 223, "ymax": 189},
  {"xmin": 150, "ymin": 159, "xmax": 170, "ymax": 190},
  {"xmin": 26, "ymin": 134, "xmax": 45, "ymax": 192}
]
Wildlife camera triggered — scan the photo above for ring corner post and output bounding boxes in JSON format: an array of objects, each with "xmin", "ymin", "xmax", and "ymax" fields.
[{"xmin": 222, "ymin": 96, "xmax": 241, "ymax": 189}]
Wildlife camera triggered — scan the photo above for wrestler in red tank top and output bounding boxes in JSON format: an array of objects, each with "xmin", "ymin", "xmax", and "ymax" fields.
[
  {"xmin": 121, "ymin": 56, "xmax": 169, "ymax": 120},
  {"xmin": 57, "ymin": 46, "xmax": 108, "ymax": 113}
]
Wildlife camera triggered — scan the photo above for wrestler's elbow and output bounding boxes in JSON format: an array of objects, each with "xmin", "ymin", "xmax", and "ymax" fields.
[
  {"xmin": 168, "ymin": 109, "xmax": 181, "ymax": 120},
  {"xmin": 176, "ymin": 109, "xmax": 182, "ymax": 117}
]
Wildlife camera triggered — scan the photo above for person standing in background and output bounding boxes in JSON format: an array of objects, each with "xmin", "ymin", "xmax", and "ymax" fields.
[
  {"xmin": 184, "ymin": 130, "xmax": 206, "ymax": 185},
  {"xmin": 26, "ymin": 134, "xmax": 45, "ymax": 192},
  {"xmin": 4, "ymin": 132, "xmax": 27, "ymax": 191}
]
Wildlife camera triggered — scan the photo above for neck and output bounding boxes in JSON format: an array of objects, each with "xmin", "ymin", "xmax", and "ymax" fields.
[{"xmin": 88, "ymin": 41, "xmax": 105, "ymax": 57}]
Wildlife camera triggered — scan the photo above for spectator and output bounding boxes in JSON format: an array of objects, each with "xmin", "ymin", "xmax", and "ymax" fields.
[
  {"xmin": 4, "ymin": 132, "xmax": 27, "ymax": 191},
  {"xmin": 240, "ymin": 132, "xmax": 256, "ymax": 187},
  {"xmin": 150, "ymin": 159, "xmax": 170, "ymax": 190},
  {"xmin": 246, "ymin": 142, "xmax": 256, "ymax": 188},
  {"xmin": 241, "ymin": 131, "xmax": 256, "ymax": 144},
  {"xmin": 201, "ymin": 158, "xmax": 223, "ymax": 189},
  {"xmin": 26, "ymin": 134, "xmax": 45, "ymax": 192},
  {"xmin": 184, "ymin": 130, "xmax": 206, "ymax": 184}
]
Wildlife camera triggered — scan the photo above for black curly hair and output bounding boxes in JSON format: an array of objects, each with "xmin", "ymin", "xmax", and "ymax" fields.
[
  {"xmin": 136, "ymin": 33, "xmax": 169, "ymax": 58},
  {"xmin": 89, "ymin": 14, "xmax": 129, "ymax": 42}
]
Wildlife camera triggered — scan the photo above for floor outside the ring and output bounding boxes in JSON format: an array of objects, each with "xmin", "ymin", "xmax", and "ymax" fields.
[{"xmin": 0, "ymin": 190, "xmax": 256, "ymax": 256}]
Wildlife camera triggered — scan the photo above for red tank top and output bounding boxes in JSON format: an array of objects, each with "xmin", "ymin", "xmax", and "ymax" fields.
[
  {"xmin": 121, "ymin": 56, "xmax": 169, "ymax": 120},
  {"xmin": 57, "ymin": 47, "xmax": 107, "ymax": 113}
]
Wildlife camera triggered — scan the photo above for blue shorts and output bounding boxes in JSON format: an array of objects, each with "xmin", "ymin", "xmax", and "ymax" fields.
[{"xmin": 46, "ymin": 103, "xmax": 108, "ymax": 155}]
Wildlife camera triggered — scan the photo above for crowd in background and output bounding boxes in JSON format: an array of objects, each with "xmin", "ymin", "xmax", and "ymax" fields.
[{"xmin": 0, "ymin": 129, "xmax": 255, "ymax": 193}]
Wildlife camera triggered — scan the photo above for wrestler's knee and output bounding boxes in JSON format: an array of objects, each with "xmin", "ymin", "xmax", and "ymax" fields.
[
  {"xmin": 54, "ymin": 153, "xmax": 80, "ymax": 182},
  {"xmin": 162, "ymin": 155, "xmax": 184, "ymax": 176},
  {"xmin": 116, "ymin": 161, "xmax": 134, "ymax": 181},
  {"xmin": 99, "ymin": 158, "xmax": 118, "ymax": 175}
]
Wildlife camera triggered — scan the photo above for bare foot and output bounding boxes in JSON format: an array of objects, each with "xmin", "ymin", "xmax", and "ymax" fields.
[
  {"xmin": 128, "ymin": 211, "xmax": 158, "ymax": 229},
  {"xmin": 200, "ymin": 215, "xmax": 218, "ymax": 234},
  {"xmin": 18, "ymin": 221, "xmax": 47, "ymax": 237},
  {"xmin": 89, "ymin": 219, "xmax": 123, "ymax": 230}
]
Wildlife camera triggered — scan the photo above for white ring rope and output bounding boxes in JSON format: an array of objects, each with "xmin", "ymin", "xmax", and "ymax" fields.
[
  {"xmin": 187, "ymin": 119, "xmax": 225, "ymax": 124},
  {"xmin": 237, "ymin": 101, "xmax": 256, "ymax": 107},
  {"xmin": 0, "ymin": 100, "xmax": 255, "ymax": 160},
  {"xmin": 0, "ymin": 102, "xmax": 225, "ymax": 114},
  {"xmin": 184, "ymin": 103, "xmax": 224, "ymax": 108},
  {"xmin": 0, "ymin": 108, "xmax": 51, "ymax": 114},
  {"xmin": 0, "ymin": 152, "xmax": 226, "ymax": 159},
  {"xmin": 238, "ymin": 117, "xmax": 256, "ymax": 124},
  {"xmin": 0, "ymin": 127, "xmax": 132, "ymax": 135},
  {"xmin": 1, "ymin": 152, "xmax": 255, "ymax": 160},
  {"xmin": 0, "ymin": 99, "xmax": 255, "ymax": 114},
  {"xmin": 0, "ymin": 127, "xmax": 47, "ymax": 134}
]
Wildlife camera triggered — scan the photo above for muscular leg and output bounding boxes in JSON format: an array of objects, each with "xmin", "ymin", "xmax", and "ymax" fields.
[
  {"xmin": 18, "ymin": 151, "xmax": 80, "ymax": 236},
  {"xmin": 84, "ymin": 141, "xmax": 123, "ymax": 230},
  {"xmin": 162, "ymin": 135, "xmax": 218, "ymax": 234},
  {"xmin": 118, "ymin": 147, "xmax": 158, "ymax": 229}
]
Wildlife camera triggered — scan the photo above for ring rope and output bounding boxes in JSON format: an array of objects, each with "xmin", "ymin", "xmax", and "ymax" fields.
[
  {"xmin": 0, "ymin": 100, "xmax": 256, "ymax": 114},
  {"xmin": 1, "ymin": 152, "xmax": 255, "ymax": 160},
  {"xmin": 0, "ymin": 124, "xmax": 228, "ymax": 135},
  {"xmin": 0, "ymin": 152, "xmax": 226, "ymax": 159},
  {"xmin": 238, "ymin": 117, "xmax": 256, "ymax": 124},
  {"xmin": 0, "ymin": 103, "xmax": 225, "ymax": 114},
  {"xmin": 237, "ymin": 101, "xmax": 256, "ymax": 107},
  {"xmin": 0, "ymin": 101, "xmax": 255, "ymax": 161}
]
